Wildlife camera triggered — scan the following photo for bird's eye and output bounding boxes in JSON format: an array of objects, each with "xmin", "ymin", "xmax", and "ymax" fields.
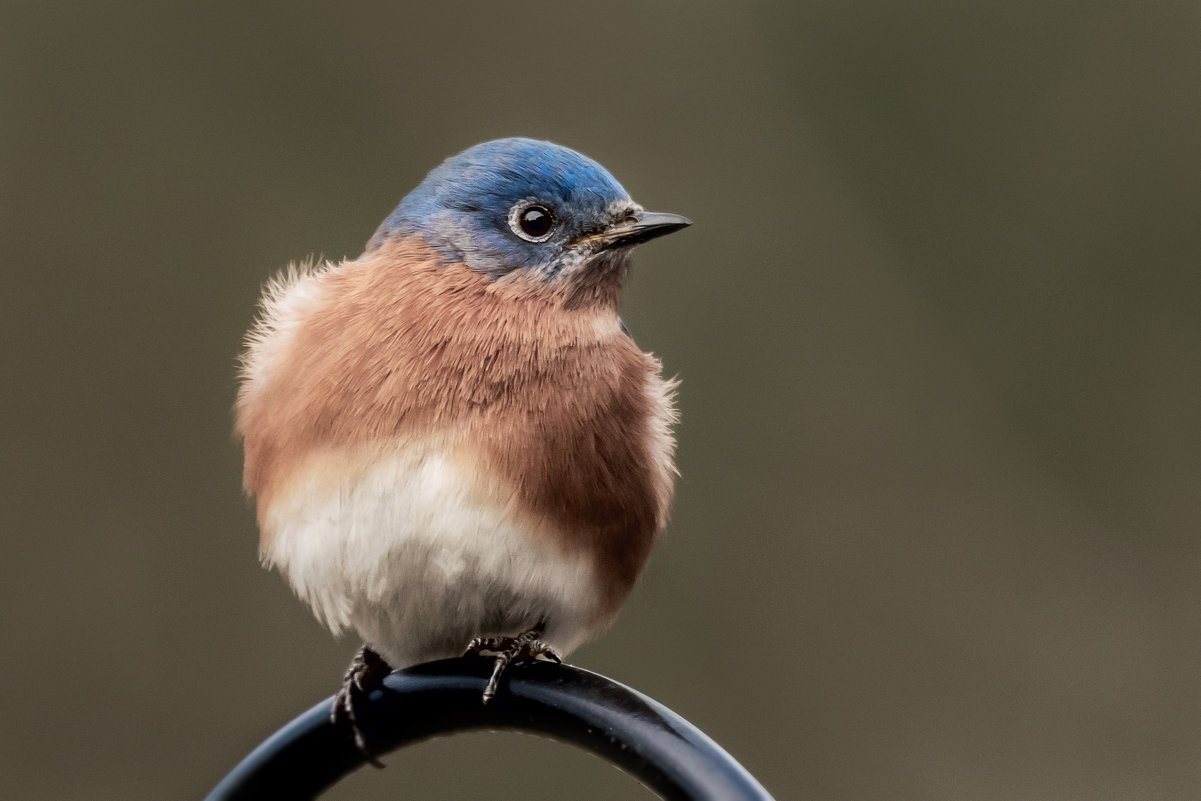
[{"xmin": 509, "ymin": 202, "xmax": 556, "ymax": 243}]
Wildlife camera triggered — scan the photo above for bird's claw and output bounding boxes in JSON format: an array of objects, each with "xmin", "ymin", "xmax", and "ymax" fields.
[
  {"xmin": 465, "ymin": 625, "xmax": 561, "ymax": 704},
  {"xmin": 330, "ymin": 645, "xmax": 391, "ymax": 769},
  {"xmin": 463, "ymin": 635, "xmax": 506, "ymax": 656}
]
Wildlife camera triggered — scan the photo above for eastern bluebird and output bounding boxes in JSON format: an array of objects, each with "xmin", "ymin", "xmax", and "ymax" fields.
[{"xmin": 235, "ymin": 138, "xmax": 689, "ymax": 758}]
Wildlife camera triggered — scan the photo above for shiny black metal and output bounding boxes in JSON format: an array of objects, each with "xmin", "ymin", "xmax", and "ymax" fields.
[{"xmin": 205, "ymin": 657, "xmax": 773, "ymax": 801}]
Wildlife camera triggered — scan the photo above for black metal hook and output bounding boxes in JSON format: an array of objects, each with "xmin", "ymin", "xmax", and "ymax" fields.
[{"xmin": 205, "ymin": 657, "xmax": 773, "ymax": 800}]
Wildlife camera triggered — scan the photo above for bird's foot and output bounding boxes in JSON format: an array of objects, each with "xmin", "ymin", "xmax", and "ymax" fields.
[
  {"xmin": 464, "ymin": 625, "xmax": 561, "ymax": 704},
  {"xmin": 330, "ymin": 645, "xmax": 392, "ymax": 768}
]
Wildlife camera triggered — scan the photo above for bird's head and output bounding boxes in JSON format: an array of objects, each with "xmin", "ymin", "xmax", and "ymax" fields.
[{"xmin": 368, "ymin": 138, "xmax": 689, "ymax": 291}]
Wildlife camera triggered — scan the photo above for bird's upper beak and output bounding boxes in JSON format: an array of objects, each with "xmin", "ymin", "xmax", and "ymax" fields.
[{"xmin": 581, "ymin": 210, "xmax": 692, "ymax": 250}]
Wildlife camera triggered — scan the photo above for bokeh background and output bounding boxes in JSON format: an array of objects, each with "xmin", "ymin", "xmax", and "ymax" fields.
[{"xmin": 4, "ymin": 2, "xmax": 1200, "ymax": 799}]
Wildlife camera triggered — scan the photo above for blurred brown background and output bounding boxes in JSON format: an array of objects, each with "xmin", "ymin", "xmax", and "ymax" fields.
[{"xmin": 3, "ymin": 2, "xmax": 1199, "ymax": 799}]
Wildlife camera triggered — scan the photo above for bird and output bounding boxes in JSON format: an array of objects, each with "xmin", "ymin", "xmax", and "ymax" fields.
[{"xmin": 234, "ymin": 137, "xmax": 690, "ymax": 760}]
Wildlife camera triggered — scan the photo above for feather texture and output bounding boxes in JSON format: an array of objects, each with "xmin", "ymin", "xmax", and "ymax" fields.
[{"xmin": 235, "ymin": 236, "xmax": 677, "ymax": 664}]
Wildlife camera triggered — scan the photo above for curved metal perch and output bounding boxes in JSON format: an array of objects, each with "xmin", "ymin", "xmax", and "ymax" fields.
[{"xmin": 205, "ymin": 657, "xmax": 773, "ymax": 800}]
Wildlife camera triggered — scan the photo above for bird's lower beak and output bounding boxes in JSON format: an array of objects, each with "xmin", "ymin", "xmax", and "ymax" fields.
[{"xmin": 584, "ymin": 210, "xmax": 692, "ymax": 250}]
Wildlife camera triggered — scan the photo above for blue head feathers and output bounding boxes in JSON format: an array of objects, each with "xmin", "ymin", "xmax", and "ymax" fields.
[{"xmin": 369, "ymin": 138, "xmax": 671, "ymax": 280}]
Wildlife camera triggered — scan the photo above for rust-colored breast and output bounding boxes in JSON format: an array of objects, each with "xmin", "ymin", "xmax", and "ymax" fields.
[{"xmin": 236, "ymin": 237, "xmax": 676, "ymax": 612}]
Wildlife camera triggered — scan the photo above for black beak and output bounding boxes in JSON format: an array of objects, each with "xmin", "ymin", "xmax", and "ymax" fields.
[{"xmin": 588, "ymin": 210, "xmax": 692, "ymax": 250}]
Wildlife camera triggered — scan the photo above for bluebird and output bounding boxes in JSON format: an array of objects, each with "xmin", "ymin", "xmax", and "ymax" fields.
[{"xmin": 235, "ymin": 138, "xmax": 689, "ymax": 759}]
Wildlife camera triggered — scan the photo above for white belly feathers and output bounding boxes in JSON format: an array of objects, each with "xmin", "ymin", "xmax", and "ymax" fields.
[{"xmin": 259, "ymin": 438, "xmax": 607, "ymax": 668}]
